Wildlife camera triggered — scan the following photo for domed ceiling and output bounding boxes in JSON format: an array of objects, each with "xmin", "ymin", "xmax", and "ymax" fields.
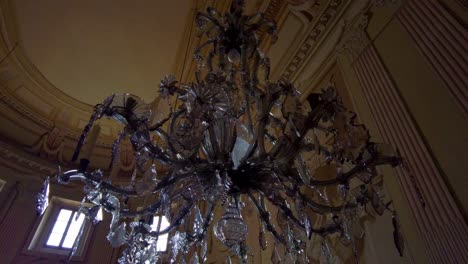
[
  {"xmin": 0, "ymin": 0, "xmax": 329, "ymax": 172},
  {"xmin": 14, "ymin": 0, "xmax": 192, "ymax": 105}
]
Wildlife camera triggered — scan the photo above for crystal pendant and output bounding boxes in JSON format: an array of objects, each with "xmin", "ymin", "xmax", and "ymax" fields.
[
  {"xmin": 189, "ymin": 253, "xmax": 200, "ymax": 264},
  {"xmin": 259, "ymin": 223, "xmax": 267, "ymax": 250},
  {"xmin": 214, "ymin": 201, "xmax": 248, "ymax": 249},
  {"xmin": 35, "ymin": 177, "xmax": 50, "ymax": 216}
]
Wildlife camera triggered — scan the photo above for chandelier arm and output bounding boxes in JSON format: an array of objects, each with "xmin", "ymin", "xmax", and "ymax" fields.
[
  {"xmin": 148, "ymin": 111, "xmax": 172, "ymax": 132},
  {"xmin": 208, "ymin": 50, "xmax": 217, "ymax": 72},
  {"xmin": 264, "ymin": 192, "xmax": 306, "ymax": 230},
  {"xmin": 308, "ymin": 155, "xmax": 400, "ymax": 187},
  {"xmin": 107, "ymin": 171, "xmax": 193, "ymax": 198},
  {"xmin": 71, "ymin": 111, "xmax": 99, "ymax": 162},
  {"xmin": 151, "ymin": 128, "xmax": 170, "ymax": 151},
  {"xmin": 207, "ymin": 125, "xmax": 220, "ymax": 158},
  {"xmin": 242, "ymin": 94, "xmax": 282, "ymax": 161},
  {"xmin": 264, "ymin": 131, "xmax": 277, "ymax": 144},
  {"xmin": 299, "ymin": 142, "xmax": 331, "ymax": 157},
  {"xmin": 61, "ymin": 170, "xmax": 194, "ymax": 201},
  {"xmin": 283, "ymin": 187, "xmax": 345, "ymax": 214},
  {"xmin": 139, "ymin": 142, "xmax": 173, "ymax": 165},
  {"xmin": 263, "ymin": 190, "xmax": 342, "ymax": 236},
  {"xmin": 194, "ymin": 39, "xmax": 216, "ymax": 61},
  {"xmin": 58, "ymin": 169, "xmax": 140, "ymax": 196},
  {"xmin": 251, "ymin": 49, "xmax": 261, "ymax": 87},
  {"xmin": 120, "ymin": 183, "xmax": 197, "ymax": 218},
  {"xmin": 196, "ymin": 13, "xmax": 222, "ymax": 29},
  {"xmin": 120, "ymin": 200, "xmax": 162, "ymax": 218},
  {"xmin": 240, "ymin": 45, "xmax": 255, "ymax": 137},
  {"xmin": 247, "ymin": 192, "xmax": 287, "ymax": 245},
  {"xmin": 253, "ymin": 98, "xmax": 273, "ymax": 158},
  {"xmin": 149, "ymin": 172, "xmax": 194, "ymax": 193},
  {"xmin": 108, "ymin": 130, "xmax": 126, "ymax": 170}
]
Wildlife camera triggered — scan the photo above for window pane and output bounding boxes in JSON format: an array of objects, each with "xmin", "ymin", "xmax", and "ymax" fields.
[
  {"xmin": 57, "ymin": 209, "xmax": 73, "ymax": 221},
  {"xmin": 156, "ymin": 234, "xmax": 168, "ymax": 251},
  {"xmin": 96, "ymin": 207, "xmax": 103, "ymax": 221},
  {"xmin": 151, "ymin": 216, "xmax": 169, "ymax": 251},
  {"xmin": 47, "ymin": 233, "xmax": 63, "ymax": 247},
  {"xmin": 62, "ymin": 212, "xmax": 86, "ymax": 249},
  {"xmin": 46, "ymin": 209, "xmax": 72, "ymax": 246},
  {"xmin": 151, "ymin": 216, "xmax": 170, "ymax": 232}
]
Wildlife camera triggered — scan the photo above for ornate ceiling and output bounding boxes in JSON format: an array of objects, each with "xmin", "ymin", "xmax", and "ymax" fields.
[{"xmin": 14, "ymin": 0, "xmax": 193, "ymax": 105}]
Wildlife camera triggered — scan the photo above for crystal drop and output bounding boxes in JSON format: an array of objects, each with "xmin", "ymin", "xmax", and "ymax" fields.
[
  {"xmin": 392, "ymin": 212, "xmax": 405, "ymax": 256},
  {"xmin": 35, "ymin": 177, "xmax": 50, "ymax": 216},
  {"xmin": 107, "ymin": 222, "xmax": 127, "ymax": 247},
  {"xmin": 135, "ymin": 164, "xmax": 158, "ymax": 194},
  {"xmin": 227, "ymin": 49, "xmax": 240, "ymax": 63},
  {"xmin": 338, "ymin": 183, "xmax": 349, "ymax": 199},
  {"xmin": 294, "ymin": 197, "xmax": 302, "ymax": 217},
  {"xmin": 303, "ymin": 215, "xmax": 312, "ymax": 240},
  {"xmin": 201, "ymin": 239, "xmax": 208, "ymax": 263},
  {"xmin": 271, "ymin": 247, "xmax": 281, "ymax": 264},
  {"xmin": 321, "ymin": 240, "xmax": 334, "ymax": 264},
  {"xmin": 214, "ymin": 202, "xmax": 248, "ymax": 248},
  {"xmin": 370, "ymin": 186, "xmax": 386, "ymax": 216},
  {"xmin": 259, "ymin": 223, "xmax": 267, "ymax": 250},
  {"xmin": 193, "ymin": 205, "xmax": 204, "ymax": 235},
  {"xmin": 285, "ymin": 252, "xmax": 297, "ymax": 263},
  {"xmin": 189, "ymin": 252, "xmax": 200, "ymax": 264}
]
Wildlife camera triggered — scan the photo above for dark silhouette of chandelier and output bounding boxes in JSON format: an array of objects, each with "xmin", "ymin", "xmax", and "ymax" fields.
[{"xmin": 36, "ymin": 1, "xmax": 404, "ymax": 263}]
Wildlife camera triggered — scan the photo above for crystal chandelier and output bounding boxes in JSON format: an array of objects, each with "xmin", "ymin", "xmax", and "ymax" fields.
[{"xmin": 35, "ymin": 1, "xmax": 404, "ymax": 263}]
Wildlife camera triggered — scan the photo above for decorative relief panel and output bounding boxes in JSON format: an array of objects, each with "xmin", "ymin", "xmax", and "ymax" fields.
[
  {"xmin": 31, "ymin": 127, "xmax": 66, "ymax": 163},
  {"xmin": 278, "ymin": 0, "xmax": 345, "ymax": 80}
]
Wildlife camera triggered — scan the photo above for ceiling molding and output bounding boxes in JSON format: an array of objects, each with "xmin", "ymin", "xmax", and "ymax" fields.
[{"xmin": 274, "ymin": 0, "xmax": 348, "ymax": 81}]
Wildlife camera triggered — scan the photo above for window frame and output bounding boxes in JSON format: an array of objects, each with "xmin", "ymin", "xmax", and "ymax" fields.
[
  {"xmin": 27, "ymin": 197, "xmax": 95, "ymax": 259},
  {"xmin": 45, "ymin": 208, "xmax": 86, "ymax": 250}
]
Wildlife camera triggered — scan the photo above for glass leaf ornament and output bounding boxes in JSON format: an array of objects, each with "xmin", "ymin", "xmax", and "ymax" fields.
[
  {"xmin": 87, "ymin": 205, "xmax": 102, "ymax": 225},
  {"xmin": 35, "ymin": 176, "xmax": 50, "ymax": 216},
  {"xmin": 259, "ymin": 222, "xmax": 267, "ymax": 250},
  {"xmin": 201, "ymin": 239, "xmax": 208, "ymax": 263},
  {"xmin": 392, "ymin": 211, "xmax": 405, "ymax": 256},
  {"xmin": 193, "ymin": 205, "xmax": 204, "ymax": 235},
  {"xmin": 108, "ymin": 222, "xmax": 127, "ymax": 248},
  {"xmin": 135, "ymin": 164, "xmax": 158, "ymax": 195}
]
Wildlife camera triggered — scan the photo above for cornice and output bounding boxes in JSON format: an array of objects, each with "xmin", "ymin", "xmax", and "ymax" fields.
[
  {"xmin": 276, "ymin": 0, "xmax": 347, "ymax": 81},
  {"xmin": 0, "ymin": 138, "xmax": 58, "ymax": 176}
]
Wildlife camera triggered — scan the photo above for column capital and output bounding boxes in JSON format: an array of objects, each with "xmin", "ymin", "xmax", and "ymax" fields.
[{"xmin": 336, "ymin": 12, "xmax": 371, "ymax": 62}]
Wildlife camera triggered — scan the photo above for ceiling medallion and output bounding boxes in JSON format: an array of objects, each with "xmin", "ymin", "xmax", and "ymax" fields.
[{"xmin": 36, "ymin": 1, "xmax": 403, "ymax": 263}]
